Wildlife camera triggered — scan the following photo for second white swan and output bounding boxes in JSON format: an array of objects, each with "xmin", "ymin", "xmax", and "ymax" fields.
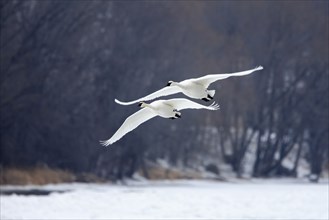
[
  {"xmin": 115, "ymin": 66, "xmax": 263, "ymax": 105},
  {"xmin": 100, "ymin": 98, "xmax": 220, "ymax": 146}
]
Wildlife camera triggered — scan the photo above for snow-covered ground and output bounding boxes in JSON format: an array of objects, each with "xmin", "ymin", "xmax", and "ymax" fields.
[{"xmin": 1, "ymin": 179, "xmax": 328, "ymax": 219}]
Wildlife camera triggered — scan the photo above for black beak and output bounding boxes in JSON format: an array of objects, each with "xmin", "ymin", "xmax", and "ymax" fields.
[
  {"xmin": 166, "ymin": 82, "xmax": 171, "ymax": 86},
  {"xmin": 138, "ymin": 102, "xmax": 142, "ymax": 107}
]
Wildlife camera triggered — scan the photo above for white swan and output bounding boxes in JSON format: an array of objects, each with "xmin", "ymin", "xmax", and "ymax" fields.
[
  {"xmin": 115, "ymin": 66, "xmax": 263, "ymax": 105},
  {"xmin": 100, "ymin": 98, "xmax": 220, "ymax": 146}
]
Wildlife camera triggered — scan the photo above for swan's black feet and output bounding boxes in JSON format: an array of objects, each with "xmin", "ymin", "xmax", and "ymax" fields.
[
  {"xmin": 170, "ymin": 117, "xmax": 176, "ymax": 120},
  {"xmin": 202, "ymin": 95, "xmax": 213, "ymax": 102},
  {"xmin": 175, "ymin": 113, "xmax": 181, "ymax": 118},
  {"xmin": 207, "ymin": 94, "xmax": 214, "ymax": 100}
]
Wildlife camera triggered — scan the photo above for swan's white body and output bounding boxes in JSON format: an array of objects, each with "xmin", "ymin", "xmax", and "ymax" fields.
[
  {"xmin": 115, "ymin": 66, "xmax": 263, "ymax": 105},
  {"xmin": 173, "ymin": 81, "xmax": 211, "ymax": 99},
  {"xmin": 100, "ymin": 98, "xmax": 219, "ymax": 146}
]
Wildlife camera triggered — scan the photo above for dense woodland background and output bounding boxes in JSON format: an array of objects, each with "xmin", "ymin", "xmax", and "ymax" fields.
[{"xmin": 1, "ymin": 1, "xmax": 328, "ymax": 182}]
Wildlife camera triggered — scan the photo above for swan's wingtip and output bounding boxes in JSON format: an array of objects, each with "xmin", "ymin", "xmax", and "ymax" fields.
[
  {"xmin": 99, "ymin": 140, "xmax": 111, "ymax": 147},
  {"xmin": 209, "ymin": 102, "xmax": 220, "ymax": 110}
]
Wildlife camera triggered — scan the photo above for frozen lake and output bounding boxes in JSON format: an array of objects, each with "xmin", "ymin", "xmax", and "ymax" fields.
[{"xmin": 1, "ymin": 179, "xmax": 328, "ymax": 219}]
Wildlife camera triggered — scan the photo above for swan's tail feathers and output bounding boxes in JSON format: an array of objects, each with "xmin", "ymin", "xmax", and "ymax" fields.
[
  {"xmin": 208, "ymin": 102, "xmax": 220, "ymax": 110},
  {"xmin": 114, "ymin": 99, "xmax": 135, "ymax": 106},
  {"xmin": 208, "ymin": 90, "xmax": 216, "ymax": 98},
  {"xmin": 99, "ymin": 139, "xmax": 112, "ymax": 147},
  {"xmin": 255, "ymin": 65, "xmax": 264, "ymax": 71}
]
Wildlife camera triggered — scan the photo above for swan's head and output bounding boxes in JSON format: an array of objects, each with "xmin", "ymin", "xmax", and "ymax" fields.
[
  {"xmin": 138, "ymin": 102, "xmax": 147, "ymax": 108},
  {"xmin": 166, "ymin": 81, "xmax": 174, "ymax": 86}
]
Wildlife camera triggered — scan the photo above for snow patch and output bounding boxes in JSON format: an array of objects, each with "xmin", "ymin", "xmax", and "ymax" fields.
[{"xmin": 1, "ymin": 180, "xmax": 328, "ymax": 219}]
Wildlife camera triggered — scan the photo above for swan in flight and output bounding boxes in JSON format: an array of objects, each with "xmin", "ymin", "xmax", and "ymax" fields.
[
  {"xmin": 100, "ymin": 98, "xmax": 220, "ymax": 146},
  {"xmin": 115, "ymin": 66, "xmax": 263, "ymax": 105}
]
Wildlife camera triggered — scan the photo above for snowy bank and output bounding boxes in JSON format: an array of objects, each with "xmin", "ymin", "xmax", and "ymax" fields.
[{"xmin": 1, "ymin": 179, "xmax": 328, "ymax": 219}]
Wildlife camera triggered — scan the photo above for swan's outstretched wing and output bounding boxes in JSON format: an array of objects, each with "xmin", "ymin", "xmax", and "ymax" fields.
[
  {"xmin": 115, "ymin": 86, "xmax": 181, "ymax": 105},
  {"xmin": 100, "ymin": 108, "xmax": 157, "ymax": 146},
  {"xmin": 193, "ymin": 66, "xmax": 263, "ymax": 87},
  {"xmin": 165, "ymin": 98, "xmax": 220, "ymax": 111}
]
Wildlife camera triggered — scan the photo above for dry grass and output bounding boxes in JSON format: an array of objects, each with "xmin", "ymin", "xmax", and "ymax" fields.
[
  {"xmin": 0, "ymin": 167, "xmax": 76, "ymax": 185},
  {"xmin": 138, "ymin": 166, "xmax": 202, "ymax": 180}
]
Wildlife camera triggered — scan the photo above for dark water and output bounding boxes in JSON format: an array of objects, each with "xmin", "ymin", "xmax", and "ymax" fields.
[{"xmin": 0, "ymin": 189, "xmax": 69, "ymax": 196}]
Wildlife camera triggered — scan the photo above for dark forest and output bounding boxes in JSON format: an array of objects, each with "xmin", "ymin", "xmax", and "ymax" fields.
[{"xmin": 1, "ymin": 1, "xmax": 328, "ymax": 182}]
